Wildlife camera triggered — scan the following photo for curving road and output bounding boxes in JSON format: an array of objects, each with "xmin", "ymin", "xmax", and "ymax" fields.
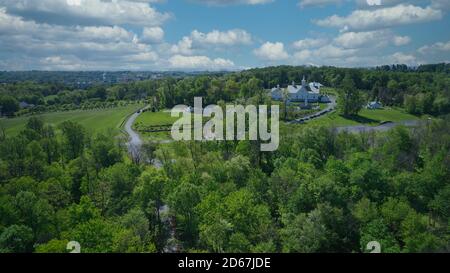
[
  {"xmin": 336, "ymin": 120, "xmax": 423, "ymax": 134},
  {"xmin": 289, "ymin": 96, "xmax": 337, "ymax": 124},
  {"xmin": 124, "ymin": 106, "xmax": 166, "ymax": 168},
  {"xmin": 124, "ymin": 108, "xmax": 145, "ymax": 161},
  {"xmin": 286, "ymin": 96, "xmax": 425, "ymax": 134}
]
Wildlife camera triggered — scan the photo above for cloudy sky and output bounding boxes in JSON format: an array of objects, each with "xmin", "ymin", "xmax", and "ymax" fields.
[{"xmin": 0, "ymin": 0, "xmax": 449, "ymax": 71}]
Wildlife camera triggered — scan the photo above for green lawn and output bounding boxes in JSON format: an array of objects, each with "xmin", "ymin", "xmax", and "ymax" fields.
[
  {"xmin": 131, "ymin": 106, "xmax": 424, "ymax": 141},
  {"xmin": 0, "ymin": 104, "xmax": 143, "ymax": 137},
  {"xmin": 308, "ymin": 107, "xmax": 421, "ymax": 127},
  {"xmin": 134, "ymin": 111, "xmax": 179, "ymax": 127},
  {"xmin": 134, "ymin": 111, "xmax": 177, "ymax": 141},
  {"xmin": 134, "ymin": 110, "xmax": 207, "ymax": 141},
  {"xmin": 321, "ymin": 87, "xmax": 338, "ymax": 96}
]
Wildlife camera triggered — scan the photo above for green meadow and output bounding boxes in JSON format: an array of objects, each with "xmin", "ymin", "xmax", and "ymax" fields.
[
  {"xmin": 134, "ymin": 111, "xmax": 179, "ymax": 127},
  {"xmin": 134, "ymin": 110, "xmax": 206, "ymax": 141},
  {"xmin": 133, "ymin": 111, "xmax": 176, "ymax": 141},
  {"xmin": 307, "ymin": 107, "xmax": 422, "ymax": 127},
  {"xmin": 132, "ymin": 106, "xmax": 425, "ymax": 141},
  {"xmin": 0, "ymin": 104, "xmax": 143, "ymax": 137}
]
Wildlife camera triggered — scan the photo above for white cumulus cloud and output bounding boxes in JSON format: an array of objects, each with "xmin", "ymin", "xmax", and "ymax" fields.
[
  {"xmin": 334, "ymin": 30, "xmax": 411, "ymax": 48},
  {"xmin": 170, "ymin": 29, "xmax": 252, "ymax": 55},
  {"xmin": 292, "ymin": 38, "xmax": 328, "ymax": 50},
  {"xmin": 254, "ymin": 42, "xmax": 289, "ymax": 61},
  {"xmin": 192, "ymin": 0, "xmax": 274, "ymax": 6},
  {"xmin": 191, "ymin": 29, "xmax": 252, "ymax": 46},
  {"xmin": 141, "ymin": 27, "xmax": 165, "ymax": 44},
  {"xmin": 168, "ymin": 55, "xmax": 235, "ymax": 70},
  {"xmin": 418, "ymin": 40, "xmax": 450, "ymax": 54},
  {"xmin": 315, "ymin": 4, "xmax": 443, "ymax": 31},
  {"xmin": 0, "ymin": 0, "xmax": 170, "ymax": 26}
]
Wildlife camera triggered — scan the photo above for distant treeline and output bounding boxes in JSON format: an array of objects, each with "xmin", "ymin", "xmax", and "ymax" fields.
[
  {"xmin": 0, "ymin": 71, "xmax": 228, "ymax": 86},
  {"xmin": 375, "ymin": 63, "xmax": 450, "ymax": 73},
  {"xmin": 1, "ymin": 64, "xmax": 449, "ymax": 117}
]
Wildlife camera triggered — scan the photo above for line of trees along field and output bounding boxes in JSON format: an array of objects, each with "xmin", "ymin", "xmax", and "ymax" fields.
[{"xmin": 1, "ymin": 64, "xmax": 449, "ymax": 118}]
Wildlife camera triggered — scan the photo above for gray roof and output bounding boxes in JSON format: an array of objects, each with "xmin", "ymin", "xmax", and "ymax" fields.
[
  {"xmin": 308, "ymin": 83, "xmax": 321, "ymax": 93},
  {"xmin": 287, "ymin": 84, "xmax": 311, "ymax": 94},
  {"xmin": 271, "ymin": 81, "xmax": 322, "ymax": 96}
]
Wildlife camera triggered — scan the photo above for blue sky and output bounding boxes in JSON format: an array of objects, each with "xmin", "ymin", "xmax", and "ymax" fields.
[{"xmin": 0, "ymin": 0, "xmax": 449, "ymax": 70}]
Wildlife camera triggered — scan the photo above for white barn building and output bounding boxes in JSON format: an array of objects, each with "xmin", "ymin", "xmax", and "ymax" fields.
[
  {"xmin": 367, "ymin": 101, "xmax": 383, "ymax": 110},
  {"xmin": 270, "ymin": 76, "xmax": 321, "ymax": 103}
]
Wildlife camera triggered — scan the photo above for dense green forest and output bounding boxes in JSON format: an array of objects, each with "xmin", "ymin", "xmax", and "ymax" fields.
[
  {"xmin": 0, "ymin": 116, "xmax": 448, "ymax": 253},
  {"xmin": 0, "ymin": 65, "xmax": 449, "ymax": 253}
]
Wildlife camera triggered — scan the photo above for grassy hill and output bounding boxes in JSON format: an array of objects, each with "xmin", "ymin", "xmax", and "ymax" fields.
[{"xmin": 0, "ymin": 104, "xmax": 143, "ymax": 137}]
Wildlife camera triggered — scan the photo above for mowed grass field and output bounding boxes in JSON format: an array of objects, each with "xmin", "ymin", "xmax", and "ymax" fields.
[
  {"xmin": 134, "ymin": 110, "xmax": 206, "ymax": 141},
  {"xmin": 133, "ymin": 111, "xmax": 177, "ymax": 141},
  {"xmin": 134, "ymin": 111, "xmax": 179, "ymax": 127},
  {"xmin": 308, "ymin": 107, "xmax": 421, "ymax": 127},
  {"xmin": 134, "ymin": 110, "xmax": 214, "ymax": 126},
  {"xmin": 0, "ymin": 104, "xmax": 143, "ymax": 136},
  {"xmin": 133, "ymin": 106, "xmax": 424, "ymax": 141}
]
